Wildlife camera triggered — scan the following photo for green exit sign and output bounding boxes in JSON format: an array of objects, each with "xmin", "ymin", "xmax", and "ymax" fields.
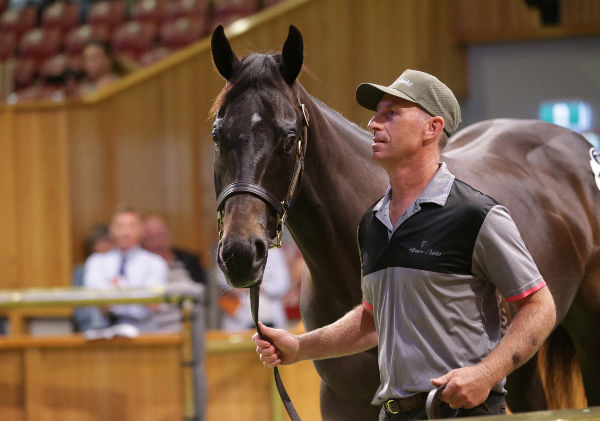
[{"xmin": 539, "ymin": 101, "xmax": 591, "ymax": 132}]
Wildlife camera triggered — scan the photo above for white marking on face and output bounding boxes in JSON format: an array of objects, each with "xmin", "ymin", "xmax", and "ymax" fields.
[{"xmin": 251, "ymin": 113, "xmax": 262, "ymax": 125}]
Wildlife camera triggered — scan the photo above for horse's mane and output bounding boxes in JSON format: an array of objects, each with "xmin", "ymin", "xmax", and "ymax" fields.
[{"xmin": 210, "ymin": 53, "xmax": 303, "ymax": 119}]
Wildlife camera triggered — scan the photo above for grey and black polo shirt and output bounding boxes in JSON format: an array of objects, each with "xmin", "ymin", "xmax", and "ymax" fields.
[{"xmin": 358, "ymin": 163, "xmax": 545, "ymax": 404}]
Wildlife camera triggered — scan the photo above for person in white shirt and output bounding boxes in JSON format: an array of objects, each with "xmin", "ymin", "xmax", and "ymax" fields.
[
  {"xmin": 84, "ymin": 205, "xmax": 168, "ymax": 332},
  {"xmin": 216, "ymin": 246, "xmax": 291, "ymax": 331}
]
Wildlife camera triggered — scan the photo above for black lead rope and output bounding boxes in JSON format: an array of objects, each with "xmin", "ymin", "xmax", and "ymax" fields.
[{"xmin": 250, "ymin": 286, "xmax": 302, "ymax": 421}]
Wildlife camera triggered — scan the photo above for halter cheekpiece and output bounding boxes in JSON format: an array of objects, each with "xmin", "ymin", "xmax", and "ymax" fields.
[{"xmin": 216, "ymin": 103, "xmax": 309, "ymax": 248}]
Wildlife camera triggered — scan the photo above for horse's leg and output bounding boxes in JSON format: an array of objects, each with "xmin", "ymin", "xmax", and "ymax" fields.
[
  {"xmin": 319, "ymin": 381, "xmax": 380, "ymax": 421},
  {"xmin": 562, "ymin": 264, "xmax": 600, "ymax": 407},
  {"xmin": 505, "ymin": 353, "xmax": 548, "ymax": 412}
]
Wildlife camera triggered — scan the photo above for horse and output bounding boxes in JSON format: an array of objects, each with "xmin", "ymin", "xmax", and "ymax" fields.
[{"xmin": 210, "ymin": 25, "xmax": 600, "ymax": 420}]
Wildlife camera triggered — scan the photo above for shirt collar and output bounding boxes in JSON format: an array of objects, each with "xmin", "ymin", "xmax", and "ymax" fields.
[{"xmin": 373, "ymin": 162, "xmax": 455, "ymax": 213}]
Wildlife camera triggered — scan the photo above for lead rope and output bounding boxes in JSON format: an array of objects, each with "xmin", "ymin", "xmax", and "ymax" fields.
[{"xmin": 251, "ymin": 286, "xmax": 302, "ymax": 421}]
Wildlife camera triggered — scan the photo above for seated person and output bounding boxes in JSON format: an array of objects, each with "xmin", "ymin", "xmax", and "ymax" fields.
[
  {"xmin": 142, "ymin": 214, "xmax": 207, "ymax": 331},
  {"xmin": 215, "ymin": 246, "xmax": 291, "ymax": 332},
  {"xmin": 77, "ymin": 40, "xmax": 132, "ymax": 96},
  {"xmin": 83, "ymin": 205, "xmax": 168, "ymax": 332},
  {"xmin": 142, "ymin": 214, "xmax": 206, "ymax": 285},
  {"xmin": 72, "ymin": 223, "xmax": 115, "ymax": 332}
]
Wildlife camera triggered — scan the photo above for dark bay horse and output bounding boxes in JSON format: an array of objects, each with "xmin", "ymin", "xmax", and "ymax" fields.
[{"xmin": 210, "ymin": 25, "xmax": 600, "ymax": 420}]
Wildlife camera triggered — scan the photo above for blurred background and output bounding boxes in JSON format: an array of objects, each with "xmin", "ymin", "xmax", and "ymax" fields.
[{"xmin": 0, "ymin": 0, "xmax": 598, "ymax": 419}]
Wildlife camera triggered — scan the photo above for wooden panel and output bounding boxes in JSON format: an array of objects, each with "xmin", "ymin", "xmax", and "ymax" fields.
[
  {"xmin": 10, "ymin": 105, "xmax": 72, "ymax": 289},
  {"xmin": 0, "ymin": 106, "xmax": 19, "ymax": 289},
  {"xmin": 0, "ymin": 349, "xmax": 24, "ymax": 421},
  {"xmin": 0, "ymin": 335, "xmax": 184, "ymax": 421}
]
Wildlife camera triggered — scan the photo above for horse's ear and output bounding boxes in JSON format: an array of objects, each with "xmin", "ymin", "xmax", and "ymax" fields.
[
  {"xmin": 211, "ymin": 24, "xmax": 240, "ymax": 81},
  {"xmin": 281, "ymin": 25, "xmax": 303, "ymax": 86}
]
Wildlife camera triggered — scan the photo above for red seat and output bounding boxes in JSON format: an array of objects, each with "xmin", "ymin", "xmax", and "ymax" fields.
[
  {"xmin": 159, "ymin": 16, "xmax": 206, "ymax": 50},
  {"xmin": 0, "ymin": 30, "xmax": 16, "ymax": 60},
  {"xmin": 19, "ymin": 27, "xmax": 62, "ymax": 67},
  {"xmin": 86, "ymin": 0, "xmax": 125, "ymax": 33},
  {"xmin": 139, "ymin": 45, "xmax": 171, "ymax": 67},
  {"xmin": 12, "ymin": 56, "xmax": 37, "ymax": 91},
  {"xmin": 0, "ymin": 6, "xmax": 37, "ymax": 41},
  {"xmin": 131, "ymin": 0, "xmax": 168, "ymax": 26},
  {"xmin": 41, "ymin": 2, "xmax": 81, "ymax": 38},
  {"xmin": 111, "ymin": 21, "xmax": 157, "ymax": 63},
  {"xmin": 212, "ymin": 0, "xmax": 259, "ymax": 26},
  {"xmin": 164, "ymin": 0, "xmax": 209, "ymax": 21}
]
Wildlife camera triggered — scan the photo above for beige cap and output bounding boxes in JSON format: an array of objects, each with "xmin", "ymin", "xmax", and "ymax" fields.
[{"xmin": 356, "ymin": 69, "xmax": 462, "ymax": 136}]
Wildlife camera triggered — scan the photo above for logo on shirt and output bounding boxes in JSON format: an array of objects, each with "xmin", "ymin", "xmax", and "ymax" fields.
[{"xmin": 408, "ymin": 240, "xmax": 442, "ymax": 256}]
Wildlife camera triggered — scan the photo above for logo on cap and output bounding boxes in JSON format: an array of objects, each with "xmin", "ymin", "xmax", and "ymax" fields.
[{"xmin": 397, "ymin": 76, "xmax": 413, "ymax": 87}]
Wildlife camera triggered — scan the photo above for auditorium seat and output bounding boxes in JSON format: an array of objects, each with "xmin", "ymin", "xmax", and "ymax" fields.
[
  {"xmin": 18, "ymin": 27, "xmax": 62, "ymax": 67},
  {"xmin": 159, "ymin": 16, "xmax": 206, "ymax": 50},
  {"xmin": 0, "ymin": 30, "xmax": 16, "ymax": 60},
  {"xmin": 41, "ymin": 2, "xmax": 81, "ymax": 39},
  {"xmin": 131, "ymin": 0, "xmax": 168, "ymax": 27},
  {"xmin": 111, "ymin": 21, "xmax": 157, "ymax": 63},
  {"xmin": 12, "ymin": 56, "xmax": 37, "ymax": 91},
  {"xmin": 0, "ymin": 6, "xmax": 37, "ymax": 42},
  {"xmin": 86, "ymin": 0, "xmax": 126, "ymax": 33},
  {"xmin": 139, "ymin": 45, "xmax": 171, "ymax": 67},
  {"xmin": 164, "ymin": 0, "xmax": 209, "ymax": 21},
  {"xmin": 212, "ymin": 0, "xmax": 259, "ymax": 26}
]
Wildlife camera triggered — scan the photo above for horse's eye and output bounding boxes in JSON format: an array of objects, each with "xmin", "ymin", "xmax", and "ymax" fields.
[
  {"xmin": 211, "ymin": 128, "xmax": 220, "ymax": 144},
  {"xmin": 284, "ymin": 131, "xmax": 297, "ymax": 153}
]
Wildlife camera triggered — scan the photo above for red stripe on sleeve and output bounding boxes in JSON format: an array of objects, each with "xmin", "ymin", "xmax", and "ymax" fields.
[{"xmin": 505, "ymin": 280, "xmax": 547, "ymax": 302}]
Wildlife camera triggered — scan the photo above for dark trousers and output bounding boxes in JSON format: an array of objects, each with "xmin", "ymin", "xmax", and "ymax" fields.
[{"xmin": 379, "ymin": 392, "xmax": 506, "ymax": 421}]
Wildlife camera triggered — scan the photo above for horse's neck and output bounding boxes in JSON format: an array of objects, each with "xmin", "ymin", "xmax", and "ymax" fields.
[{"xmin": 288, "ymin": 91, "xmax": 387, "ymax": 296}]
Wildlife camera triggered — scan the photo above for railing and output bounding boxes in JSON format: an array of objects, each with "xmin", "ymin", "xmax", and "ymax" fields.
[{"xmin": 0, "ymin": 284, "xmax": 206, "ymax": 421}]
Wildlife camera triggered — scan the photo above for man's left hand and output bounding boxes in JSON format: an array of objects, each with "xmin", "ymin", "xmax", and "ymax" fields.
[{"xmin": 430, "ymin": 365, "xmax": 494, "ymax": 409}]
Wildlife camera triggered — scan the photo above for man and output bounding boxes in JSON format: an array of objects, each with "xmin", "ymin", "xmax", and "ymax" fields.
[
  {"xmin": 141, "ymin": 214, "xmax": 206, "ymax": 285},
  {"xmin": 253, "ymin": 70, "xmax": 556, "ymax": 420},
  {"xmin": 84, "ymin": 205, "xmax": 168, "ymax": 331}
]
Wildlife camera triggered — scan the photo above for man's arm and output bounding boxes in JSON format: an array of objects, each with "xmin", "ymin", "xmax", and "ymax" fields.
[
  {"xmin": 254, "ymin": 303, "xmax": 378, "ymax": 367},
  {"xmin": 431, "ymin": 286, "xmax": 556, "ymax": 409}
]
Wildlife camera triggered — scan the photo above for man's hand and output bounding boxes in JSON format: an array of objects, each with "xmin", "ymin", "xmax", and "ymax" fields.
[
  {"xmin": 253, "ymin": 322, "xmax": 300, "ymax": 367},
  {"xmin": 430, "ymin": 365, "xmax": 495, "ymax": 409}
]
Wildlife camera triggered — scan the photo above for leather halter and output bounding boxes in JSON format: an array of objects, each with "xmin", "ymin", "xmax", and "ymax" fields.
[{"xmin": 216, "ymin": 103, "xmax": 309, "ymax": 248}]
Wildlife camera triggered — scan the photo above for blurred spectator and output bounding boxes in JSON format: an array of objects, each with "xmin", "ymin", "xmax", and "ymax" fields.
[
  {"xmin": 141, "ymin": 214, "xmax": 207, "ymax": 331},
  {"xmin": 72, "ymin": 223, "xmax": 114, "ymax": 332},
  {"xmin": 77, "ymin": 40, "xmax": 131, "ymax": 96},
  {"xmin": 281, "ymin": 241, "xmax": 304, "ymax": 323},
  {"xmin": 141, "ymin": 214, "xmax": 206, "ymax": 286},
  {"xmin": 83, "ymin": 204, "xmax": 168, "ymax": 332},
  {"xmin": 215, "ymin": 246, "xmax": 291, "ymax": 331}
]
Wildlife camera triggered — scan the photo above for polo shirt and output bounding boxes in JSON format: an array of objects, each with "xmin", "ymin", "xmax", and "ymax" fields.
[{"xmin": 358, "ymin": 163, "xmax": 545, "ymax": 404}]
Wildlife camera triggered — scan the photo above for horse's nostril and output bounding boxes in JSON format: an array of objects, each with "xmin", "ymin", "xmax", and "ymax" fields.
[{"xmin": 253, "ymin": 238, "xmax": 268, "ymax": 266}]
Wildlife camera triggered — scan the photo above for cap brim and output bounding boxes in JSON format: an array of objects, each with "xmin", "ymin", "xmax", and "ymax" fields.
[{"xmin": 355, "ymin": 83, "xmax": 415, "ymax": 111}]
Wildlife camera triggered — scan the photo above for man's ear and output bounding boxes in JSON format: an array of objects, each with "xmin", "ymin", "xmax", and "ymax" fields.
[{"xmin": 424, "ymin": 116, "xmax": 445, "ymax": 140}]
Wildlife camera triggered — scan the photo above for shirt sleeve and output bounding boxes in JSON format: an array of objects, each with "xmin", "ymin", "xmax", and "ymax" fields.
[
  {"xmin": 83, "ymin": 253, "xmax": 110, "ymax": 289},
  {"xmin": 472, "ymin": 205, "xmax": 545, "ymax": 301}
]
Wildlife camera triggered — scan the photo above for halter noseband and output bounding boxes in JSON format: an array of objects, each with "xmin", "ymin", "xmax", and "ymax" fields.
[{"xmin": 215, "ymin": 103, "xmax": 309, "ymax": 248}]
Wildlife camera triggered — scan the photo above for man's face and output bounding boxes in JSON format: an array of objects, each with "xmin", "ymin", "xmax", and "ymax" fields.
[
  {"xmin": 110, "ymin": 211, "xmax": 143, "ymax": 251},
  {"xmin": 141, "ymin": 217, "xmax": 171, "ymax": 255},
  {"xmin": 367, "ymin": 95, "xmax": 431, "ymax": 169}
]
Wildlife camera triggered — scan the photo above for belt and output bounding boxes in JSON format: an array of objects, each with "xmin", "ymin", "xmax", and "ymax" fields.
[{"xmin": 383, "ymin": 393, "xmax": 428, "ymax": 414}]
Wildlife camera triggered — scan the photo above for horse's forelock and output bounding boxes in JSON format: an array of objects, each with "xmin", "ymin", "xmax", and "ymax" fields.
[{"xmin": 210, "ymin": 53, "xmax": 301, "ymax": 120}]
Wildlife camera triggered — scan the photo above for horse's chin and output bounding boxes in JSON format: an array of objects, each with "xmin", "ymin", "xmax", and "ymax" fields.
[
  {"xmin": 222, "ymin": 270, "xmax": 264, "ymax": 289},
  {"xmin": 217, "ymin": 258, "xmax": 265, "ymax": 289}
]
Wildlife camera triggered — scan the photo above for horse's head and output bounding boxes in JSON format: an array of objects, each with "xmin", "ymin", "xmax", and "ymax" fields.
[{"xmin": 210, "ymin": 25, "xmax": 306, "ymax": 288}]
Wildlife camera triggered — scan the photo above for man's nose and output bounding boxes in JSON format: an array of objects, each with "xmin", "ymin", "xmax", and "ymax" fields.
[{"xmin": 368, "ymin": 116, "xmax": 380, "ymax": 131}]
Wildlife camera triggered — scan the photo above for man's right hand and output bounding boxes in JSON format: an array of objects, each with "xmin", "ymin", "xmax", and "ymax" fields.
[{"xmin": 253, "ymin": 322, "xmax": 300, "ymax": 367}]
